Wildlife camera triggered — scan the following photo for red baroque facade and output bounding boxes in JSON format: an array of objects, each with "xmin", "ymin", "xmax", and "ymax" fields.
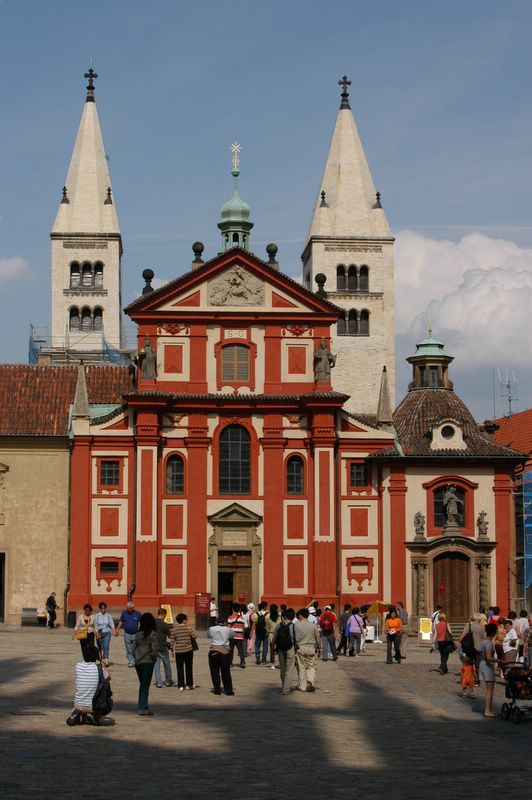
[{"xmin": 67, "ymin": 248, "xmax": 522, "ymax": 621}]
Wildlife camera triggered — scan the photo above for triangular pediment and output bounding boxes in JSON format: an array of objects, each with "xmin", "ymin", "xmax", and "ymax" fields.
[
  {"xmin": 126, "ymin": 247, "xmax": 338, "ymax": 319},
  {"xmin": 339, "ymin": 411, "xmax": 391, "ymax": 436},
  {"xmin": 207, "ymin": 502, "xmax": 263, "ymax": 526}
]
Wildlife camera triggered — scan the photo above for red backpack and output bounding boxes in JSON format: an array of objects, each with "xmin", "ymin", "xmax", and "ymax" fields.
[{"xmin": 320, "ymin": 613, "xmax": 334, "ymax": 633}]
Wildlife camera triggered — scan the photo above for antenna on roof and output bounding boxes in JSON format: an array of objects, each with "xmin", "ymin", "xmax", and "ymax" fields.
[{"xmin": 498, "ymin": 368, "xmax": 518, "ymax": 418}]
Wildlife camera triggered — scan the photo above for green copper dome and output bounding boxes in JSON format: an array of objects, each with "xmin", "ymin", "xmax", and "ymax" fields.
[
  {"xmin": 218, "ymin": 158, "xmax": 254, "ymax": 252},
  {"xmin": 410, "ymin": 336, "xmax": 453, "ymax": 360},
  {"xmin": 220, "ymin": 169, "xmax": 251, "ymax": 220}
]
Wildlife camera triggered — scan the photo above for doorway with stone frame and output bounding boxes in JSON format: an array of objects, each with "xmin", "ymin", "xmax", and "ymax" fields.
[{"xmin": 207, "ymin": 503, "xmax": 262, "ymax": 622}]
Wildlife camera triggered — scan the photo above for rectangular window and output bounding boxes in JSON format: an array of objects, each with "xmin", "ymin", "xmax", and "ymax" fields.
[
  {"xmin": 222, "ymin": 345, "xmax": 249, "ymax": 382},
  {"xmin": 101, "ymin": 460, "xmax": 120, "ymax": 486},
  {"xmin": 349, "ymin": 462, "xmax": 368, "ymax": 488},
  {"xmin": 100, "ymin": 561, "xmax": 119, "ymax": 575}
]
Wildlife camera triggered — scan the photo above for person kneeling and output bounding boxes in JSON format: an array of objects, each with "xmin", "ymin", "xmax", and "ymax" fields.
[{"xmin": 67, "ymin": 645, "xmax": 110, "ymax": 726}]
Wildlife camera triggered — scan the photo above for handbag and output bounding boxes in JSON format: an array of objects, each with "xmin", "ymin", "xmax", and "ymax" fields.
[
  {"xmin": 191, "ymin": 636, "xmax": 199, "ymax": 652},
  {"xmin": 445, "ymin": 627, "xmax": 457, "ymax": 652},
  {"xmin": 75, "ymin": 628, "xmax": 88, "ymax": 641}
]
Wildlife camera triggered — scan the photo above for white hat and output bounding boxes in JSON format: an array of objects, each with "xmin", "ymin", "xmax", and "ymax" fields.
[
  {"xmin": 325, "ymin": 605, "xmax": 332, "ymax": 611},
  {"xmin": 247, "ymin": 603, "xmax": 255, "ymax": 611}
]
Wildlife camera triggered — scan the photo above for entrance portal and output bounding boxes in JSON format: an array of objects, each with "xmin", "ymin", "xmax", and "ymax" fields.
[
  {"xmin": 218, "ymin": 551, "xmax": 252, "ymax": 620},
  {"xmin": 433, "ymin": 552, "xmax": 470, "ymax": 622}
]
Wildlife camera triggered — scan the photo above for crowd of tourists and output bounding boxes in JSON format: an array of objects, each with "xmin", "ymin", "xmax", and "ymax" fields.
[{"xmin": 60, "ymin": 593, "xmax": 532, "ymax": 725}]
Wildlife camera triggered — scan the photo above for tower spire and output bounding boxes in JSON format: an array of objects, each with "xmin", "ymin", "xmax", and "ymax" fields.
[
  {"xmin": 84, "ymin": 67, "xmax": 98, "ymax": 103},
  {"xmin": 338, "ymin": 75, "xmax": 351, "ymax": 109},
  {"xmin": 217, "ymin": 142, "xmax": 254, "ymax": 252}
]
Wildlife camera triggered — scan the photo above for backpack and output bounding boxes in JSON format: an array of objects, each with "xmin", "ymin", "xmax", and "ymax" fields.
[
  {"xmin": 461, "ymin": 624, "xmax": 476, "ymax": 658},
  {"xmin": 92, "ymin": 664, "xmax": 113, "ymax": 718},
  {"xmin": 275, "ymin": 622, "xmax": 294, "ymax": 652},
  {"xmin": 320, "ymin": 614, "xmax": 334, "ymax": 633},
  {"xmin": 255, "ymin": 612, "xmax": 267, "ymax": 640}
]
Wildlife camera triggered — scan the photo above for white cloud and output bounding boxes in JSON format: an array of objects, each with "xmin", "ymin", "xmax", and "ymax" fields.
[
  {"xmin": 0, "ymin": 256, "xmax": 32, "ymax": 285},
  {"xmin": 395, "ymin": 231, "xmax": 532, "ymax": 367}
]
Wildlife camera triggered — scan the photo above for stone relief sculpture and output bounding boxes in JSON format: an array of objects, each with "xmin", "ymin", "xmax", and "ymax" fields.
[
  {"xmin": 139, "ymin": 336, "xmax": 157, "ymax": 379},
  {"xmin": 313, "ymin": 338, "xmax": 336, "ymax": 380},
  {"xmin": 414, "ymin": 511, "xmax": 426, "ymax": 538},
  {"xmin": 209, "ymin": 265, "xmax": 264, "ymax": 306},
  {"xmin": 476, "ymin": 510, "xmax": 489, "ymax": 538}
]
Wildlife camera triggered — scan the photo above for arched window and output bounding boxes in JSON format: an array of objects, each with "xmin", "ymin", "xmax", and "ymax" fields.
[
  {"xmin": 359, "ymin": 309, "xmax": 369, "ymax": 335},
  {"xmin": 336, "ymin": 264, "xmax": 346, "ymax": 291},
  {"xmin": 82, "ymin": 262, "xmax": 92, "ymax": 287},
  {"xmin": 166, "ymin": 454, "xmax": 184, "ymax": 495},
  {"xmin": 70, "ymin": 262, "xmax": 80, "ymax": 287},
  {"xmin": 81, "ymin": 307, "xmax": 92, "ymax": 332},
  {"xmin": 219, "ymin": 425, "xmax": 251, "ymax": 494},
  {"xmin": 93, "ymin": 307, "xmax": 103, "ymax": 331},
  {"xmin": 94, "ymin": 262, "xmax": 104, "ymax": 287},
  {"xmin": 359, "ymin": 265, "xmax": 369, "ymax": 292},
  {"xmin": 221, "ymin": 345, "xmax": 250, "ymax": 382},
  {"xmin": 347, "ymin": 265, "xmax": 357, "ymax": 291},
  {"xmin": 348, "ymin": 309, "xmax": 358, "ymax": 335},
  {"xmin": 232, "ymin": 232, "xmax": 239, "ymax": 243},
  {"xmin": 69, "ymin": 307, "xmax": 80, "ymax": 331},
  {"xmin": 287, "ymin": 455, "xmax": 304, "ymax": 495},
  {"xmin": 337, "ymin": 311, "xmax": 347, "ymax": 336},
  {"xmin": 434, "ymin": 486, "xmax": 466, "ymax": 528}
]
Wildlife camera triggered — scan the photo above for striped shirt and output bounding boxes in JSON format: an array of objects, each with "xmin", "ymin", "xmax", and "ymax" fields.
[
  {"xmin": 74, "ymin": 662, "xmax": 107, "ymax": 709},
  {"xmin": 227, "ymin": 613, "xmax": 245, "ymax": 640},
  {"xmin": 171, "ymin": 623, "xmax": 196, "ymax": 654}
]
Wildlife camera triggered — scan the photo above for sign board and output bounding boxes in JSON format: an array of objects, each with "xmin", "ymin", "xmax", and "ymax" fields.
[
  {"xmin": 160, "ymin": 604, "xmax": 173, "ymax": 624},
  {"xmin": 194, "ymin": 592, "xmax": 211, "ymax": 615},
  {"xmin": 364, "ymin": 625, "xmax": 375, "ymax": 642},
  {"xmin": 418, "ymin": 617, "xmax": 433, "ymax": 646}
]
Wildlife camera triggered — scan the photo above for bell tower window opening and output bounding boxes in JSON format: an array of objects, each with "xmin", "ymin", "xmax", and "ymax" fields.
[
  {"xmin": 69, "ymin": 307, "xmax": 80, "ymax": 331},
  {"xmin": 93, "ymin": 307, "xmax": 103, "ymax": 331},
  {"xmin": 359, "ymin": 309, "xmax": 370, "ymax": 335},
  {"xmin": 94, "ymin": 262, "xmax": 104, "ymax": 287},
  {"xmin": 347, "ymin": 265, "xmax": 357, "ymax": 291},
  {"xmin": 166, "ymin": 454, "xmax": 184, "ymax": 495},
  {"xmin": 336, "ymin": 264, "xmax": 346, "ymax": 291},
  {"xmin": 82, "ymin": 262, "xmax": 93, "ymax": 287},
  {"xmin": 359, "ymin": 265, "xmax": 369, "ymax": 292},
  {"xmin": 70, "ymin": 262, "xmax": 80, "ymax": 287},
  {"xmin": 232, "ymin": 232, "xmax": 239, "ymax": 244},
  {"xmin": 219, "ymin": 425, "xmax": 251, "ymax": 495},
  {"xmin": 221, "ymin": 344, "xmax": 250, "ymax": 382},
  {"xmin": 348, "ymin": 310, "xmax": 358, "ymax": 336},
  {"xmin": 81, "ymin": 307, "xmax": 92, "ymax": 332},
  {"xmin": 337, "ymin": 311, "xmax": 347, "ymax": 336}
]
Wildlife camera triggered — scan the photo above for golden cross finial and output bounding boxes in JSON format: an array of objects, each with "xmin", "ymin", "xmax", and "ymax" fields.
[
  {"xmin": 231, "ymin": 142, "xmax": 241, "ymax": 171},
  {"xmin": 428, "ymin": 319, "xmax": 433, "ymax": 337}
]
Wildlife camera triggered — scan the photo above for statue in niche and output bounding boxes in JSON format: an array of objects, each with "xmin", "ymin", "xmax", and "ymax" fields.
[
  {"xmin": 313, "ymin": 338, "xmax": 336, "ymax": 381},
  {"xmin": 414, "ymin": 511, "xmax": 426, "ymax": 537},
  {"xmin": 443, "ymin": 484, "xmax": 463, "ymax": 527},
  {"xmin": 209, "ymin": 265, "xmax": 264, "ymax": 306},
  {"xmin": 139, "ymin": 336, "xmax": 157, "ymax": 379},
  {"xmin": 476, "ymin": 510, "xmax": 489, "ymax": 538}
]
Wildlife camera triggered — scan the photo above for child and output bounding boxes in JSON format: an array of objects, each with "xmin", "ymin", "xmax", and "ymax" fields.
[{"xmin": 461, "ymin": 656, "xmax": 476, "ymax": 698}]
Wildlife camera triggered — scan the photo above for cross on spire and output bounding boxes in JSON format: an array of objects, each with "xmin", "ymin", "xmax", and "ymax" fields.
[
  {"xmin": 231, "ymin": 142, "xmax": 241, "ymax": 173},
  {"xmin": 84, "ymin": 67, "xmax": 98, "ymax": 102},
  {"xmin": 338, "ymin": 75, "xmax": 351, "ymax": 109}
]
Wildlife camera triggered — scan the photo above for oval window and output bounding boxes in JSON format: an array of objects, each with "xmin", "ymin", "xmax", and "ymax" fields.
[{"xmin": 441, "ymin": 425, "xmax": 455, "ymax": 440}]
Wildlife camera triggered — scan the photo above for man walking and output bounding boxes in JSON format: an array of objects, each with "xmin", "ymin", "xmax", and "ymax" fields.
[
  {"xmin": 207, "ymin": 621, "xmax": 235, "ymax": 696},
  {"xmin": 45, "ymin": 592, "xmax": 59, "ymax": 630},
  {"xmin": 252, "ymin": 601, "xmax": 269, "ymax": 665},
  {"xmin": 116, "ymin": 601, "xmax": 141, "ymax": 667},
  {"xmin": 319, "ymin": 605, "xmax": 337, "ymax": 661},
  {"xmin": 154, "ymin": 607, "xmax": 173, "ymax": 687},
  {"xmin": 295, "ymin": 608, "xmax": 321, "ymax": 692},
  {"xmin": 227, "ymin": 603, "xmax": 246, "ymax": 668},
  {"xmin": 397, "ymin": 601, "xmax": 409, "ymax": 659},
  {"xmin": 272, "ymin": 608, "xmax": 297, "ymax": 694}
]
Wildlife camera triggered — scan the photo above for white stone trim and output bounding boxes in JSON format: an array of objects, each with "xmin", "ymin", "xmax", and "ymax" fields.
[{"xmin": 283, "ymin": 549, "xmax": 308, "ymax": 594}]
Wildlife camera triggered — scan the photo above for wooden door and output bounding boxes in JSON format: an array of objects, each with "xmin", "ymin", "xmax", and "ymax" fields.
[
  {"xmin": 234, "ymin": 569, "xmax": 251, "ymax": 605},
  {"xmin": 433, "ymin": 552, "xmax": 470, "ymax": 622}
]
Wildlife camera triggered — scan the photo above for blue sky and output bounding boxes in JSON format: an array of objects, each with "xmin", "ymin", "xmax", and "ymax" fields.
[{"xmin": 1, "ymin": 1, "xmax": 532, "ymax": 419}]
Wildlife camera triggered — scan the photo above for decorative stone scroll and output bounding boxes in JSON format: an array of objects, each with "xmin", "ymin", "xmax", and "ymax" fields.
[
  {"xmin": 209, "ymin": 266, "xmax": 264, "ymax": 306},
  {"xmin": 412, "ymin": 558, "xmax": 428, "ymax": 616},
  {"xmin": 476, "ymin": 558, "xmax": 491, "ymax": 609},
  {"xmin": 324, "ymin": 245, "xmax": 382, "ymax": 253},
  {"xmin": 282, "ymin": 325, "xmax": 312, "ymax": 337},
  {"xmin": 158, "ymin": 322, "xmax": 189, "ymax": 336}
]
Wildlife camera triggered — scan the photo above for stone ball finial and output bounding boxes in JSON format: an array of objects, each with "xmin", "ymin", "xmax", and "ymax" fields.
[
  {"xmin": 266, "ymin": 243, "xmax": 278, "ymax": 257},
  {"xmin": 192, "ymin": 241, "xmax": 204, "ymax": 256},
  {"xmin": 315, "ymin": 272, "xmax": 327, "ymax": 298},
  {"xmin": 142, "ymin": 268, "xmax": 154, "ymax": 295}
]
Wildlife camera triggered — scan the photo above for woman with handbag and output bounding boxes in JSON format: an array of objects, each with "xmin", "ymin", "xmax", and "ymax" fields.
[
  {"xmin": 132, "ymin": 613, "xmax": 159, "ymax": 716},
  {"xmin": 95, "ymin": 602, "xmax": 115, "ymax": 666},
  {"xmin": 73, "ymin": 603, "xmax": 98, "ymax": 659},
  {"xmin": 433, "ymin": 612, "xmax": 454, "ymax": 674},
  {"xmin": 170, "ymin": 613, "xmax": 198, "ymax": 691}
]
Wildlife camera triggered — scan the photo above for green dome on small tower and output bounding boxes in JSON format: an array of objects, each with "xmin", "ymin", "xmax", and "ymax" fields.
[{"xmin": 218, "ymin": 143, "xmax": 254, "ymax": 252}]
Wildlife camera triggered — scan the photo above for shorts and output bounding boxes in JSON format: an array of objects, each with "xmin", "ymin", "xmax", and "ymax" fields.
[{"xmin": 478, "ymin": 661, "xmax": 495, "ymax": 683}]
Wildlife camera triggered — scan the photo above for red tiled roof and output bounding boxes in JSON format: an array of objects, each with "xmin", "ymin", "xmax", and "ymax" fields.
[
  {"xmin": 391, "ymin": 388, "xmax": 523, "ymax": 459},
  {"xmin": 494, "ymin": 409, "xmax": 532, "ymax": 460},
  {"xmin": 0, "ymin": 365, "xmax": 131, "ymax": 436}
]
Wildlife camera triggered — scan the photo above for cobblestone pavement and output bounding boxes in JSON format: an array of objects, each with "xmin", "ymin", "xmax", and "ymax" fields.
[{"xmin": 0, "ymin": 626, "xmax": 530, "ymax": 799}]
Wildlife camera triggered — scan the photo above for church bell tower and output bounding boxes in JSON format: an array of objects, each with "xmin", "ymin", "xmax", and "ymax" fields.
[
  {"xmin": 301, "ymin": 77, "xmax": 395, "ymax": 416},
  {"xmin": 50, "ymin": 68, "xmax": 123, "ymax": 358}
]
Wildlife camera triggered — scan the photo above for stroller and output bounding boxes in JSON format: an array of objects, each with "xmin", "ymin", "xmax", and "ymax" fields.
[{"xmin": 500, "ymin": 663, "xmax": 532, "ymax": 724}]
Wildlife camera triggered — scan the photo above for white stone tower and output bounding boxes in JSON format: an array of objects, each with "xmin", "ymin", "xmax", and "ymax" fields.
[
  {"xmin": 301, "ymin": 76, "xmax": 395, "ymax": 416},
  {"xmin": 50, "ymin": 68, "xmax": 123, "ymax": 356}
]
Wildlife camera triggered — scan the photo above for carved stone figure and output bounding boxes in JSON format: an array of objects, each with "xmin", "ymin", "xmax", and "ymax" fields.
[
  {"xmin": 209, "ymin": 265, "xmax": 264, "ymax": 306},
  {"xmin": 139, "ymin": 336, "xmax": 157, "ymax": 380},
  {"xmin": 443, "ymin": 484, "xmax": 463, "ymax": 528},
  {"xmin": 414, "ymin": 511, "xmax": 426, "ymax": 538},
  {"xmin": 476, "ymin": 510, "xmax": 489, "ymax": 538},
  {"xmin": 313, "ymin": 338, "xmax": 336, "ymax": 381}
]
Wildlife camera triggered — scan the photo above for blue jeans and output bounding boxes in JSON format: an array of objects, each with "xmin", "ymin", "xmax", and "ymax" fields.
[
  {"xmin": 255, "ymin": 636, "xmax": 268, "ymax": 662},
  {"xmin": 135, "ymin": 662, "xmax": 154, "ymax": 712},
  {"xmin": 124, "ymin": 633, "xmax": 136, "ymax": 665},
  {"xmin": 154, "ymin": 648, "xmax": 173, "ymax": 685},
  {"xmin": 98, "ymin": 631, "xmax": 111, "ymax": 660}
]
